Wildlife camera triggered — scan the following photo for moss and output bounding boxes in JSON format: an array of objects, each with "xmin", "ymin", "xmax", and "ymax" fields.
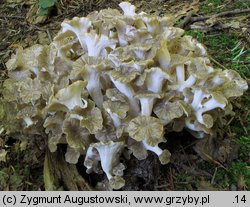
[
  {"xmin": 227, "ymin": 162, "xmax": 250, "ymax": 189},
  {"xmin": 200, "ymin": 0, "xmax": 224, "ymax": 14},
  {"xmin": 200, "ymin": 0, "xmax": 249, "ymax": 14}
]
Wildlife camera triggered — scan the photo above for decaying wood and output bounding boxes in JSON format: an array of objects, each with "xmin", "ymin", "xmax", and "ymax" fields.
[
  {"xmin": 179, "ymin": 8, "xmax": 250, "ymax": 28},
  {"xmin": 190, "ymin": 9, "xmax": 250, "ymax": 23},
  {"xmin": 178, "ymin": 11, "xmax": 195, "ymax": 28},
  {"xmin": 208, "ymin": 55, "xmax": 229, "ymax": 71},
  {"xmin": 44, "ymin": 146, "xmax": 93, "ymax": 191}
]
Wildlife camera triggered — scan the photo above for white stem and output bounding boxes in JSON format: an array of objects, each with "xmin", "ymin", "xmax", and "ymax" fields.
[
  {"xmin": 178, "ymin": 75, "xmax": 196, "ymax": 92},
  {"xmin": 146, "ymin": 70, "xmax": 167, "ymax": 93},
  {"xmin": 194, "ymin": 96, "xmax": 226, "ymax": 125},
  {"xmin": 86, "ymin": 69, "xmax": 103, "ymax": 107},
  {"xmin": 110, "ymin": 77, "xmax": 140, "ymax": 116},
  {"xmin": 201, "ymin": 97, "xmax": 226, "ymax": 112},
  {"xmin": 191, "ymin": 89, "xmax": 205, "ymax": 109},
  {"xmin": 142, "ymin": 140, "xmax": 163, "ymax": 156},
  {"xmin": 95, "ymin": 143, "xmax": 123, "ymax": 181},
  {"xmin": 140, "ymin": 97, "xmax": 155, "ymax": 116},
  {"xmin": 176, "ymin": 65, "xmax": 185, "ymax": 83},
  {"xmin": 185, "ymin": 118, "xmax": 203, "ymax": 134},
  {"xmin": 184, "ymin": 75, "xmax": 196, "ymax": 88},
  {"xmin": 195, "ymin": 111, "xmax": 204, "ymax": 125},
  {"xmin": 23, "ymin": 117, "xmax": 33, "ymax": 127},
  {"xmin": 97, "ymin": 147, "xmax": 113, "ymax": 180},
  {"xmin": 107, "ymin": 110, "xmax": 121, "ymax": 128}
]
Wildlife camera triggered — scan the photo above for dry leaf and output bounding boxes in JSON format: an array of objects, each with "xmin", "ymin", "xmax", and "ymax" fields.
[
  {"xmin": 26, "ymin": 3, "xmax": 47, "ymax": 25},
  {"xmin": 20, "ymin": 140, "xmax": 28, "ymax": 151},
  {"xmin": 223, "ymin": 21, "xmax": 240, "ymax": 29},
  {"xmin": 193, "ymin": 135, "xmax": 225, "ymax": 168},
  {"xmin": 7, "ymin": 0, "xmax": 35, "ymax": 4},
  {"xmin": 0, "ymin": 138, "xmax": 4, "ymax": 147},
  {"xmin": 174, "ymin": 0, "xmax": 200, "ymax": 21},
  {"xmin": 198, "ymin": 180, "xmax": 218, "ymax": 191},
  {"xmin": 6, "ymin": 0, "xmax": 23, "ymax": 3},
  {"xmin": 0, "ymin": 149, "xmax": 7, "ymax": 162},
  {"xmin": 38, "ymin": 31, "xmax": 50, "ymax": 45},
  {"xmin": 237, "ymin": 176, "xmax": 247, "ymax": 190}
]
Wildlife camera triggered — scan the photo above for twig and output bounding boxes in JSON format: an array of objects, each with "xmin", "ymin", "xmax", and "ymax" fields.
[
  {"xmin": 31, "ymin": 24, "xmax": 46, "ymax": 31},
  {"xmin": 178, "ymin": 11, "xmax": 195, "ymax": 28},
  {"xmin": 181, "ymin": 146, "xmax": 192, "ymax": 167},
  {"xmin": 20, "ymin": 22, "xmax": 46, "ymax": 32},
  {"xmin": 232, "ymin": 60, "xmax": 250, "ymax": 65},
  {"xmin": 168, "ymin": 168, "xmax": 175, "ymax": 190},
  {"xmin": 155, "ymin": 184, "xmax": 168, "ymax": 189},
  {"xmin": 46, "ymin": 29, "xmax": 53, "ymax": 43},
  {"xmin": 190, "ymin": 24, "xmax": 223, "ymax": 32},
  {"xmin": 190, "ymin": 9, "xmax": 250, "ymax": 23},
  {"xmin": 178, "ymin": 140, "xmax": 198, "ymax": 151},
  {"xmin": 211, "ymin": 167, "xmax": 217, "ymax": 185},
  {"xmin": 245, "ymin": 109, "xmax": 250, "ymax": 120},
  {"xmin": 238, "ymin": 117, "xmax": 248, "ymax": 135},
  {"xmin": 0, "ymin": 15, "xmax": 25, "ymax": 19},
  {"xmin": 226, "ymin": 117, "xmax": 235, "ymax": 126},
  {"xmin": 208, "ymin": 55, "xmax": 229, "ymax": 70},
  {"xmin": 174, "ymin": 181, "xmax": 196, "ymax": 184}
]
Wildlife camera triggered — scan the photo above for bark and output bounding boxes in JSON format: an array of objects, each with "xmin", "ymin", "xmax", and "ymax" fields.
[{"xmin": 43, "ymin": 146, "xmax": 92, "ymax": 191}]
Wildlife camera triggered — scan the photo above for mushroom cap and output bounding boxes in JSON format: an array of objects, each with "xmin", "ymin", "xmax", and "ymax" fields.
[
  {"xmin": 134, "ymin": 91, "xmax": 164, "ymax": 99},
  {"xmin": 127, "ymin": 116, "xmax": 165, "ymax": 146}
]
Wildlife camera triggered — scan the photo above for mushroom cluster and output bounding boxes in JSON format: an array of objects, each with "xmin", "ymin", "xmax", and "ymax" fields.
[{"xmin": 0, "ymin": 2, "xmax": 248, "ymax": 189}]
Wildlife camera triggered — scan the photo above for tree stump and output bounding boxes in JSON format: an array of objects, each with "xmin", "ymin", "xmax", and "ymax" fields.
[{"xmin": 43, "ymin": 146, "xmax": 92, "ymax": 191}]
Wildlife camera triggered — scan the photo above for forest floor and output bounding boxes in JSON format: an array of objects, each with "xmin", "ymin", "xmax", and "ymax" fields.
[{"xmin": 0, "ymin": 0, "xmax": 249, "ymax": 190}]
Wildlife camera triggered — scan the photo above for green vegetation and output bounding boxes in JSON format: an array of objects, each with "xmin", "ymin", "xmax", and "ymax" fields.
[
  {"xmin": 38, "ymin": 0, "xmax": 57, "ymax": 16},
  {"xmin": 200, "ymin": 0, "xmax": 249, "ymax": 14},
  {"xmin": 184, "ymin": 6, "xmax": 249, "ymax": 188},
  {"xmin": 236, "ymin": 136, "xmax": 250, "ymax": 158},
  {"xmin": 228, "ymin": 162, "xmax": 250, "ymax": 188},
  {"xmin": 217, "ymin": 135, "xmax": 250, "ymax": 189},
  {"xmin": 200, "ymin": 0, "xmax": 224, "ymax": 14},
  {"xmin": 233, "ymin": 0, "xmax": 250, "ymax": 10},
  {"xmin": 185, "ymin": 30, "xmax": 250, "ymax": 78}
]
